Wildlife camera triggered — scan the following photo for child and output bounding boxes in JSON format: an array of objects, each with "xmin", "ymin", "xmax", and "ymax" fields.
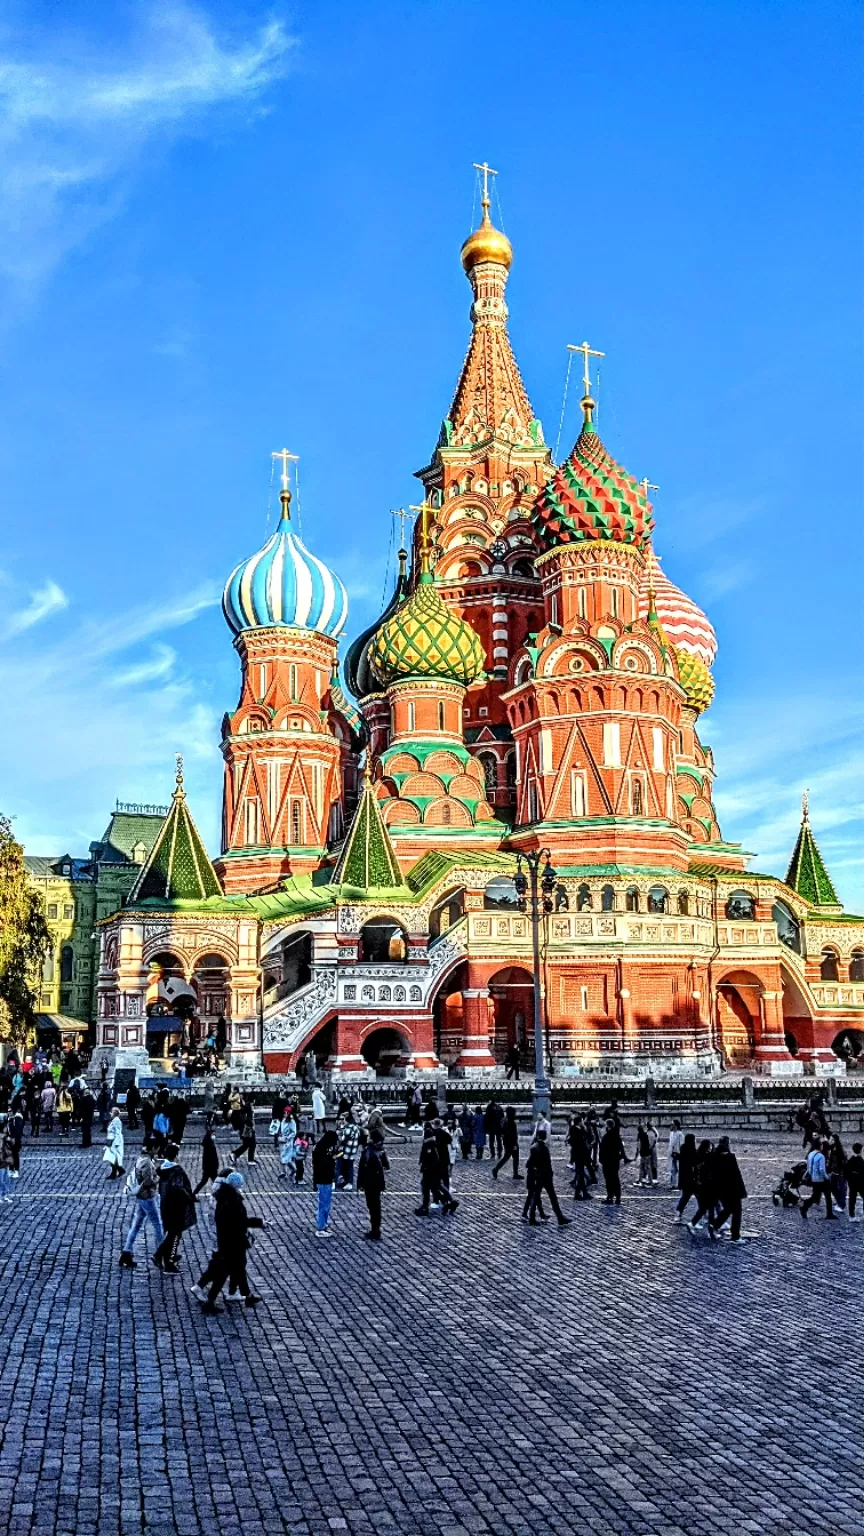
[
  {"xmin": 0, "ymin": 1115, "xmax": 15, "ymax": 1202},
  {"xmin": 846, "ymin": 1141, "xmax": 864, "ymax": 1221},
  {"xmin": 292, "ymin": 1133, "xmax": 309, "ymax": 1186}
]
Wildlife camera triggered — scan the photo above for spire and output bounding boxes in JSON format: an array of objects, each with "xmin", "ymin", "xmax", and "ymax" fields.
[
  {"xmin": 444, "ymin": 165, "xmax": 539, "ymax": 449},
  {"xmin": 127, "ymin": 758, "xmax": 222, "ymax": 903},
  {"xmin": 332, "ymin": 766, "xmax": 404, "ymax": 890},
  {"xmin": 568, "ymin": 341, "xmax": 604, "ymax": 429},
  {"xmin": 784, "ymin": 793, "xmax": 841, "ymax": 909}
]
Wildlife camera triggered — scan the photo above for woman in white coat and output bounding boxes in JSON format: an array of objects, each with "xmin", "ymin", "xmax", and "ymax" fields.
[
  {"xmin": 277, "ymin": 1110, "xmax": 296, "ymax": 1181},
  {"xmin": 103, "ymin": 1108, "xmax": 125, "ymax": 1181}
]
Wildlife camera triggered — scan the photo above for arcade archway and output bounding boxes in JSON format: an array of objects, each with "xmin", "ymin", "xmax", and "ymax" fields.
[
  {"xmin": 488, "ymin": 965, "xmax": 534, "ymax": 1063},
  {"xmin": 361, "ymin": 1026, "xmax": 412, "ymax": 1076},
  {"xmin": 716, "ymin": 970, "xmax": 761, "ymax": 1067}
]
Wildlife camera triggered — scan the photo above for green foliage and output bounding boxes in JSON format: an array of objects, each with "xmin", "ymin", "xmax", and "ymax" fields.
[{"xmin": 0, "ymin": 814, "xmax": 50, "ymax": 1043}]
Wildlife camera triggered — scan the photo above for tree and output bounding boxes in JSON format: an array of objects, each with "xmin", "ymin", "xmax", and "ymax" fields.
[{"xmin": 0, "ymin": 814, "xmax": 50, "ymax": 1045}]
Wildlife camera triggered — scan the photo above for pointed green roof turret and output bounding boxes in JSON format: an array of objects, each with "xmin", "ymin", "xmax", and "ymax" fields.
[
  {"xmin": 127, "ymin": 757, "xmax": 222, "ymax": 904},
  {"xmin": 332, "ymin": 767, "xmax": 404, "ymax": 890},
  {"xmin": 784, "ymin": 792, "xmax": 840, "ymax": 909}
]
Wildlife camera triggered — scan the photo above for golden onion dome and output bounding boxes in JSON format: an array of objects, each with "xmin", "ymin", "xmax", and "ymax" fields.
[
  {"xmin": 369, "ymin": 574, "xmax": 486, "ymax": 689},
  {"xmin": 461, "ymin": 204, "xmax": 513, "ymax": 274},
  {"xmin": 674, "ymin": 646, "xmax": 715, "ymax": 714}
]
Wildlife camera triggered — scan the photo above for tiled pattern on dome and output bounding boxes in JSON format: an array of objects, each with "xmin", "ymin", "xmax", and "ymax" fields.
[
  {"xmin": 370, "ymin": 579, "xmax": 486, "ymax": 688},
  {"xmin": 532, "ymin": 421, "xmax": 654, "ymax": 552},
  {"xmin": 674, "ymin": 647, "xmax": 715, "ymax": 714}
]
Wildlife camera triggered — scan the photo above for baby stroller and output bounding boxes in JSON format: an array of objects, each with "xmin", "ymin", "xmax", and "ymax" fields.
[{"xmin": 773, "ymin": 1161, "xmax": 808, "ymax": 1207}]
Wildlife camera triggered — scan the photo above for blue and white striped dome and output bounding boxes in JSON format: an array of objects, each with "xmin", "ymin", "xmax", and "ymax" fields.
[{"xmin": 222, "ymin": 507, "xmax": 348, "ymax": 639}]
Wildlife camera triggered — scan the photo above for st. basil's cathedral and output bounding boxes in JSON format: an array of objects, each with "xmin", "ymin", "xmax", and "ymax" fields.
[{"xmin": 95, "ymin": 175, "xmax": 864, "ymax": 1082}]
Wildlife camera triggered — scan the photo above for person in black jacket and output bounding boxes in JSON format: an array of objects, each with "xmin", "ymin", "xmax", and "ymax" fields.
[
  {"xmin": 524, "ymin": 1130, "xmax": 571, "ymax": 1227},
  {"xmin": 357, "ymin": 1132, "xmax": 390, "ymax": 1240},
  {"xmin": 673, "ymin": 1133, "xmax": 699, "ymax": 1224},
  {"xmin": 125, "ymin": 1081, "xmax": 141, "ymax": 1130},
  {"xmin": 78, "ymin": 1087, "xmax": 95, "ymax": 1149},
  {"xmin": 706, "ymin": 1136, "xmax": 748, "ymax": 1242},
  {"xmin": 312, "ymin": 1128, "xmax": 339, "ymax": 1237},
  {"xmin": 152, "ymin": 1144, "xmax": 196, "ymax": 1272},
  {"xmin": 193, "ymin": 1126, "xmax": 219, "ymax": 1197},
  {"xmin": 415, "ymin": 1123, "xmax": 458, "ymax": 1215},
  {"xmin": 598, "ymin": 1119, "xmax": 627, "ymax": 1205},
  {"xmin": 484, "ymin": 1100, "xmax": 504, "ymax": 1161},
  {"xmin": 197, "ymin": 1171, "xmax": 264, "ymax": 1312},
  {"xmin": 492, "ymin": 1106, "xmax": 522, "ymax": 1180}
]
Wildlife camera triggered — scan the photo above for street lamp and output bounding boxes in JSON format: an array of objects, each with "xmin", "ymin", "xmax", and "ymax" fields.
[{"xmin": 514, "ymin": 849, "xmax": 557, "ymax": 1119}]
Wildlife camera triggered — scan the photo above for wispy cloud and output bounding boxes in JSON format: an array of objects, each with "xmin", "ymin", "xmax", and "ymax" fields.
[
  {"xmin": 4, "ymin": 578, "xmax": 68, "ymax": 635},
  {"xmin": 110, "ymin": 642, "xmax": 177, "ymax": 688},
  {"xmin": 697, "ymin": 559, "xmax": 754, "ymax": 602},
  {"xmin": 0, "ymin": 4, "xmax": 295, "ymax": 302}
]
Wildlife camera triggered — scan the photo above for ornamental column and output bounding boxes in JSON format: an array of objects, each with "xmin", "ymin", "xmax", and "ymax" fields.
[{"xmin": 454, "ymin": 987, "xmax": 496, "ymax": 1073}]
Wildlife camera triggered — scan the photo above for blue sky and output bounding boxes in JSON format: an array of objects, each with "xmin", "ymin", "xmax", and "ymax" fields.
[{"xmin": 0, "ymin": 0, "xmax": 861, "ymax": 906}]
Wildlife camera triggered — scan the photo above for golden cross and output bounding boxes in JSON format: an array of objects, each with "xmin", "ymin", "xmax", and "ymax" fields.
[
  {"xmin": 802, "ymin": 788, "xmax": 810, "ymax": 821},
  {"xmin": 640, "ymin": 477, "xmax": 659, "ymax": 498},
  {"xmin": 568, "ymin": 341, "xmax": 605, "ymax": 397},
  {"xmin": 409, "ymin": 501, "xmax": 435, "ymax": 549},
  {"xmin": 390, "ymin": 507, "xmax": 416, "ymax": 550},
  {"xmin": 472, "ymin": 161, "xmax": 498, "ymax": 211},
  {"xmin": 175, "ymin": 754, "xmax": 184, "ymax": 793},
  {"xmin": 271, "ymin": 448, "xmax": 299, "ymax": 491}
]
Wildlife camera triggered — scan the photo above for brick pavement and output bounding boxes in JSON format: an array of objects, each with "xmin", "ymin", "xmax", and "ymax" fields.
[{"xmin": 0, "ymin": 1119, "xmax": 861, "ymax": 1536}]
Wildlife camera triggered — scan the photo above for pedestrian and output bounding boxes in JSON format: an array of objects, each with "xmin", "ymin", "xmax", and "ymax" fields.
[
  {"xmin": 705, "ymin": 1135, "xmax": 748, "ymax": 1242},
  {"xmin": 415, "ymin": 1122, "xmax": 458, "ymax": 1215},
  {"xmin": 8, "ymin": 1104, "xmax": 24, "ymax": 1177},
  {"xmin": 584, "ymin": 1108, "xmax": 600, "ymax": 1178},
  {"xmin": 672, "ymin": 1133, "xmax": 699, "ymax": 1224},
  {"xmin": 202, "ymin": 1075, "xmax": 216, "ymax": 1129},
  {"xmin": 358, "ymin": 1130, "xmax": 390, "ymax": 1240},
  {"xmin": 140, "ymin": 1095, "xmax": 156, "ymax": 1150},
  {"xmin": 505, "ymin": 1042, "xmax": 521, "ymax": 1081},
  {"xmin": 312, "ymin": 1127, "xmax": 339, "ymax": 1238},
  {"xmin": 77, "ymin": 1087, "xmax": 93, "ymax": 1148},
  {"xmin": 103, "ymin": 1108, "xmax": 125, "ymax": 1181},
  {"xmin": 153, "ymin": 1143, "xmax": 197, "ymax": 1271},
  {"xmin": 827, "ymin": 1133, "xmax": 848, "ymax": 1212},
  {"xmin": 293, "ymin": 1131, "xmax": 309, "ymax": 1186},
  {"xmin": 26, "ymin": 1081, "xmax": 40, "ymax": 1138},
  {"xmin": 567, "ymin": 1114, "xmax": 591, "ymax": 1200},
  {"xmin": 118, "ymin": 1152, "xmax": 165, "ymax": 1267},
  {"xmin": 192, "ymin": 1125, "xmax": 219, "ymax": 1197},
  {"xmin": 231, "ymin": 1096, "xmax": 257, "ymax": 1165},
  {"xmin": 97, "ymin": 1082, "xmax": 112, "ymax": 1133},
  {"xmin": 800, "ymin": 1138, "xmax": 836, "ymax": 1221},
  {"xmin": 668, "ymin": 1120, "xmax": 684, "ymax": 1187},
  {"xmin": 458, "ymin": 1105, "xmax": 473, "ymax": 1160},
  {"xmin": 336, "ymin": 1111, "xmax": 360, "ymax": 1191},
  {"xmin": 484, "ymin": 1099, "xmax": 504, "ymax": 1161},
  {"xmin": 57, "ymin": 1084, "xmax": 73, "ymax": 1139},
  {"xmin": 635, "ymin": 1120, "xmax": 659, "ymax": 1186},
  {"xmin": 193, "ymin": 1170, "xmax": 264, "ymax": 1313},
  {"xmin": 125, "ymin": 1081, "xmax": 141, "ymax": 1130},
  {"xmin": 471, "ymin": 1105, "xmax": 486, "ymax": 1160},
  {"xmin": 405, "ymin": 1082, "xmax": 423, "ymax": 1129},
  {"xmin": 845, "ymin": 1142, "xmax": 864, "ymax": 1221},
  {"xmin": 599, "ymin": 1118, "xmax": 627, "ymax": 1205},
  {"xmin": 492, "ymin": 1107, "xmax": 522, "ymax": 1181},
  {"xmin": 41, "ymin": 1080, "xmax": 56, "ymax": 1134},
  {"xmin": 524, "ymin": 1130, "xmax": 571, "ymax": 1227},
  {"xmin": 276, "ymin": 1108, "xmax": 296, "ymax": 1181},
  {"xmin": 169, "ymin": 1094, "xmax": 189, "ymax": 1146},
  {"xmin": 311, "ymin": 1085, "xmax": 326, "ymax": 1138},
  {"xmin": 0, "ymin": 1115, "xmax": 15, "ymax": 1203},
  {"xmin": 686, "ymin": 1140, "xmax": 718, "ymax": 1231}
]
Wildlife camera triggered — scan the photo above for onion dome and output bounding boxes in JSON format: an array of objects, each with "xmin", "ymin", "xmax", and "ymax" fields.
[
  {"xmin": 223, "ymin": 487, "xmax": 348, "ymax": 639},
  {"xmin": 369, "ymin": 568, "xmax": 486, "ymax": 689},
  {"xmin": 345, "ymin": 548, "xmax": 410, "ymax": 699},
  {"xmin": 461, "ymin": 199, "xmax": 512, "ymax": 274},
  {"xmin": 673, "ymin": 647, "xmax": 715, "ymax": 713},
  {"xmin": 637, "ymin": 548, "xmax": 717, "ymax": 665},
  {"xmin": 532, "ymin": 406, "xmax": 654, "ymax": 552}
]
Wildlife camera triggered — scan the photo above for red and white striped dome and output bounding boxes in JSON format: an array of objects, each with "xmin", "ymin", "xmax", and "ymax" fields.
[{"xmin": 638, "ymin": 548, "xmax": 717, "ymax": 666}]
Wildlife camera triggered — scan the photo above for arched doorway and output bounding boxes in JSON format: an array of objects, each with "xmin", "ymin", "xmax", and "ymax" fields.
[
  {"xmin": 360, "ymin": 919, "xmax": 407, "ymax": 963},
  {"xmin": 361, "ymin": 1026, "xmax": 411, "ymax": 1076},
  {"xmin": 716, "ymin": 970, "xmax": 761, "ymax": 1067},
  {"xmin": 145, "ymin": 951, "xmax": 195, "ymax": 1059},
  {"xmin": 833, "ymin": 1029, "xmax": 864, "ymax": 1070},
  {"xmin": 192, "ymin": 953, "xmax": 231, "ymax": 1041},
  {"xmin": 488, "ymin": 965, "xmax": 534, "ymax": 1064}
]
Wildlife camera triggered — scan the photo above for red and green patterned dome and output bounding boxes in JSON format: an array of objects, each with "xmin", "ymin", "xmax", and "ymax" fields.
[{"xmin": 532, "ymin": 415, "xmax": 654, "ymax": 553}]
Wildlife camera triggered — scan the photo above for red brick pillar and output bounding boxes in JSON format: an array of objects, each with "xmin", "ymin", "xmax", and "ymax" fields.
[
  {"xmin": 455, "ymin": 988, "xmax": 496, "ymax": 1072},
  {"xmin": 754, "ymin": 987, "xmax": 794, "ymax": 1072}
]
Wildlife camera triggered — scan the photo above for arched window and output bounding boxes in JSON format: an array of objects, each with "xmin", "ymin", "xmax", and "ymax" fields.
[
  {"xmin": 441, "ymin": 803, "xmax": 451, "ymax": 825},
  {"xmin": 484, "ymin": 876, "xmax": 519, "ymax": 911},
  {"xmin": 850, "ymin": 950, "xmax": 864, "ymax": 982},
  {"xmin": 407, "ymin": 701, "xmax": 415, "ymax": 733},
  {"xmin": 773, "ymin": 900, "xmax": 801, "ymax": 954},
  {"xmin": 820, "ymin": 949, "xmax": 839, "ymax": 982},
  {"xmin": 647, "ymin": 886, "xmax": 668, "ymax": 915},
  {"xmin": 631, "ymin": 778, "xmax": 643, "ymax": 816},
  {"xmin": 42, "ymin": 947, "xmax": 55, "ymax": 982},
  {"xmin": 626, "ymin": 887, "xmax": 640, "ymax": 913},
  {"xmin": 290, "ymin": 801, "xmax": 302, "ymax": 845},
  {"xmin": 601, "ymin": 884, "xmax": 615, "ymax": 912},
  {"xmin": 437, "ymin": 701, "xmax": 445, "ymax": 731},
  {"xmin": 577, "ymin": 883, "xmax": 592, "ymax": 912},
  {"xmin": 577, "ymin": 587, "xmax": 588, "ymax": 620},
  {"xmin": 677, "ymin": 891, "xmax": 689, "ymax": 916},
  {"xmin": 289, "ymin": 663, "xmax": 298, "ymax": 701},
  {"xmin": 60, "ymin": 944, "xmax": 74, "ymax": 983},
  {"xmin": 726, "ymin": 891, "xmax": 756, "ymax": 921},
  {"xmin": 512, "ymin": 558, "xmax": 534, "ymax": 578},
  {"xmin": 478, "ymin": 754, "xmax": 497, "ymax": 797}
]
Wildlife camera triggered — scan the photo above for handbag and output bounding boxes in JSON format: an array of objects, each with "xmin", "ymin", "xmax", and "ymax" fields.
[{"xmin": 268, "ymin": 1119, "xmax": 280, "ymax": 1137}]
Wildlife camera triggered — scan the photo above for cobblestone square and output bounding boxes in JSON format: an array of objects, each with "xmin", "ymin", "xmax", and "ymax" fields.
[{"xmin": 0, "ymin": 1122, "xmax": 861, "ymax": 1536}]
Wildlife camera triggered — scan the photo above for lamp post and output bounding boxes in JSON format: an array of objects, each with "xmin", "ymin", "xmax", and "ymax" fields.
[{"xmin": 514, "ymin": 849, "xmax": 557, "ymax": 1119}]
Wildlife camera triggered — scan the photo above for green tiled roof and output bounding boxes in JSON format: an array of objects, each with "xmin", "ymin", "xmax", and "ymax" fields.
[
  {"xmin": 127, "ymin": 767, "xmax": 221, "ymax": 904},
  {"xmin": 332, "ymin": 777, "xmax": 404, "ymax": 891},
  {"xmin": 91, "ymin": 811, "xmax": 166, "ymax": 865},
  {"xmin": 785, "ymin": 803, "xmax": 840, "ymax": 908}
]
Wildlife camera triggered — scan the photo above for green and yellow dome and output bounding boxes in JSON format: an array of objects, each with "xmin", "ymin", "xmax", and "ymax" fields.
[
  {"xmin": 369, "ymin": 573, "xmax": 486, "ymax": 688},
  {"xmin": 674, "ymin": 646, "xmax": 714, "ymax": 713}
]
